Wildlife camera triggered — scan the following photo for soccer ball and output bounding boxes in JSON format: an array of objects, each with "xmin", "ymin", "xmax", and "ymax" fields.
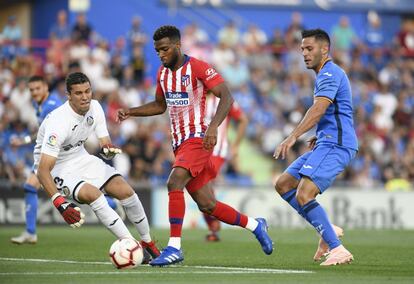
[{"xmin": 109, "ymin": 237, "xmax": 143, "ymax": 269}]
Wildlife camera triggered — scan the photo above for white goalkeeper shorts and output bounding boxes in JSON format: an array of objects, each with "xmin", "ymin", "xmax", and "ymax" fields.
[{"xmin": 50, "ymin": 154, "xmax": 121, "ymax": 203}]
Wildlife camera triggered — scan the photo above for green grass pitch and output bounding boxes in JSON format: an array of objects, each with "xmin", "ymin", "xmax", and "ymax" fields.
[{"xmin": 1, "ymin": 226, "xmax": 413, "ymax": 283}]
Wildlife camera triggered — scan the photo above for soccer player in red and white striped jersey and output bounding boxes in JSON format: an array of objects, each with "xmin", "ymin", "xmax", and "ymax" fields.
[
  {"xmin": 117, "ymin": 25, "xmax": 273, "ymax": 266},
  {"xmin": 203, "ymin": 94, "xmax": 248, "ymax": 241}
]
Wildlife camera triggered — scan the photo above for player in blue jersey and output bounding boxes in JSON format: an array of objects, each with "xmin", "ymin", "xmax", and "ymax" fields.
[
  {"xmin": 10, "ymin": 76, "xmax": 63, "ymax": 244},
  {"xmin": 274, "ymin": 29, "xmax": 358, "ymax": 266}
]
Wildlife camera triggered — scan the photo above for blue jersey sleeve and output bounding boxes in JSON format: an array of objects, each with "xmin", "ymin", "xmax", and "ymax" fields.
[
  {"xmin": 37, "ymin": 94, "xmax": 63, "ymax": 124},
  {"xmin": 315, "ymin": 71, "xmax": 341, "ymax": 101}
]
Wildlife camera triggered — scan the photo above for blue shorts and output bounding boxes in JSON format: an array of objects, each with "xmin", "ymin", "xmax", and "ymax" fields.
[{"xmin": 286, "ymin": 143, "xmax": 356, "ymax": 193}]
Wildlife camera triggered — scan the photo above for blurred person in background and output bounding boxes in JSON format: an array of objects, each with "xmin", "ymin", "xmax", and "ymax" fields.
[
  {"xmin": 10, "ymin": 75, "xmax": 63, "ymax": 244},
  {"xmin": 217, "ymin": 20, "xmax": 240, "ymax": 48},
  {"xmin": 202, "ymin": 93, "xmax": 248, "ymax": 242},
  {"xmin": 331, "ymin": 16, "xmax": 359, "ymax": 66},
  {"xmin": 9, "ymin": 77, "xmax": 37, "ymax": 128},
  {"xmin": 2, "ymin": 15, "xmax": 23, "ymax": 60},
  {"xmin": 49, "ymin": 10, "xmax": 71, "ymax": 45},
  {"xmin": 71, "ymin": 13, "xmax": 93, "ymax": 43},
  {"xmin": 274, "ymin": 29, "xmax": 357, "ymax": 266},
  {"xmin": 127, "ymin": 15, "xmax": 147, "ymax": 50}
]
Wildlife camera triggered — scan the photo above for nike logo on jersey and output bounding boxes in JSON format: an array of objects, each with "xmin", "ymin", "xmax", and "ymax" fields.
[
  {"xmin": 303, "ymin": 165, "xmax": 313, "ymax": 169},
  {"xmin": 134, "ymin": 217, "xmax": 146, "ymax": 224},
  {"xmin": 72, "ymin": 125, "xmax": 78, "ymax": 131},
  {"xmin": 323, "ymin": 72, "xmax": 333, "ymax": 77},
  {"xmin": 109, "ymin": 218, "xmax": 119, "ymax": 226}
]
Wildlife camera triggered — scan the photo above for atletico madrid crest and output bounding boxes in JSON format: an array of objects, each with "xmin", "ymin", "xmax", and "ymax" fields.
[{"xmin": 181, "ymin": 75, "xmax": 190, "ymax": 87}]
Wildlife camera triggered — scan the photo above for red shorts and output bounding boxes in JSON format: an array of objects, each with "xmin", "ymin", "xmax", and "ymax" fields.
[
  {"xmin": 173, "ymin": 138, "xmax": 218, "ymax": 193},
  {"xmin": 210, "ymin": 155, "xmax": 226, "ymax": 176}
]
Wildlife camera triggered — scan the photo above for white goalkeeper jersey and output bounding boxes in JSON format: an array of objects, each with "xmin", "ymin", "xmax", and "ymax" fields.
[{"xmin": 34, "ymin": 100, "xmax": 109, "ymax": 167}]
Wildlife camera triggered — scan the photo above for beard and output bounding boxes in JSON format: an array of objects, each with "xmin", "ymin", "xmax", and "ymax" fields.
[{"xmin": 163, "ymin": 53, "xmax": 179, "ymax": 69}]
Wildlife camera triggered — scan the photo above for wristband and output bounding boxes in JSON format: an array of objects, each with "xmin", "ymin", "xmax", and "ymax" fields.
[{"xmin": 52, "ymin": 193, "xmax": 65, "ymax": 207}]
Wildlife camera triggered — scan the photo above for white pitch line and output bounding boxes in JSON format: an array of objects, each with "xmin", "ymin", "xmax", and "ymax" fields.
[
  {"xmin": 0, "ymin": 257, "xmax": 110, "ymax": 265},
  {"xmin": 0, "ymin": 271, "xmax": 304, "ymax": 275},
  {"xmin": 184, "ymin": 265, "xmax": 312, "ymax": 274},
  {"xmin": 0, "ymin": 257, "xmax": 313, "ymax": 274}
]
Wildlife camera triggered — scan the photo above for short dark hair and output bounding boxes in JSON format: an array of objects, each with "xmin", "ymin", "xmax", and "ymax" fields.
[
  {"xmin": 65, "ymin": 72, "xmax": 90, "ymax": 92},
  {"xmin": 28, "ymin": 75, "xmax": 46, "ymax": 84},
  {"xmin": 302, "ymin": 28, "xmax": 330, "ymax": 48},
  {"xmin": 153, "ymin": 25, "xmax": 180, "ymax": 42}
]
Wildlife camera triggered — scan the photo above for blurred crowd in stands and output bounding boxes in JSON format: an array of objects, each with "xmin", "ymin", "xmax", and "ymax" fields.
[{"xmin": 0, "ymin": 10, "xmax": 413, "ymax": 191}]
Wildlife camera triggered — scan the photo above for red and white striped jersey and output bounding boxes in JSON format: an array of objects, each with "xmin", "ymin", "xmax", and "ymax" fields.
[
  {"xmin": 156, "ymin": 55, "xmax": 224, "ymax": 149},
  {"xmin": 205, "ymin": 96, "xmax": 243, "ymax": 159}
]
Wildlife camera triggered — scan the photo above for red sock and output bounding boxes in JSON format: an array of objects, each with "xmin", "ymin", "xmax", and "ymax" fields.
[
  {"xmin": 169, "ymin": 190, "xmax": 185, "ymax": 237},
  {"xmin": 211, "ymin": 201, "xmax": 248, "ymax": 228}
]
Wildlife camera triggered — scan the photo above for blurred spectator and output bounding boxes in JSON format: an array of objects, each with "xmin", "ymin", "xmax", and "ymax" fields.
[
  {"xmin": 92, "ymin": 40, "xmax": 111, "ymax": 66},
  {"xmin": 269, "ymin": 28, "xmax": 286, "ymax": 59},
  {"xmin": 49, "ymin": 10, "xmax": 71, "ymax": 43},
  {"xmin": 127, "ymin": 15, "xmax": 147, "ymax": 49},
  {"xmin": 95, "ymin": 66, "xmax": 119, "ymax": 94},
  {"xmin": 111, "ymin": 36, "xmax": 129, "ymax": 65},
  {"xmin": 72, "ymin": 13, "xmax": 93, "ymax": 42},
  {"xmin": 2, "ymin": 16, "xmax": 22, "ymax": 43},
  {"xmin": 384, "ymin": 167, "xmax": 412, "ymax": 192},
  {"xmin": 217, "ymin": 20, "xmax": 240, "ymax": 48},
  {"xmin": 2, "ymin": 15, "xmax": 23, "ymax": 59},
  {"xmin": 110, "ymin": 54, "xmax": 125, "ymax": 83},
  {"xmin": 211, "ymin": 42, "xmax": 235, "ymax": 72},
  {"xmin": 364, "ymin": 11, "xmax": 385, "ymax": 50},
  {"xmin": 332, "ymin": 16, "xmax": 359, "ymax": 65},
  {"xmin": 242, "ymin": 24, "xmax": 267, "ymax": 50},
  {"xmin": 181, "ymin": 23, "xmax": 210, "ymax": 59},
  {"xmin": 68, "ymin": 36, "xmax": 90, "ymax": 62},
  {"xmin": 221, "ymin": 56, "xmax": 250, "ymax": 90},
  {"xmin": 9, "ymin": 78, "xmax": 37, "ymax": 128},
  {"xmin": 80, "ymin": 52, "xmax": 104, "ymax": 83},
  {"xmin": 182, "ymin": 22, "xmax": 209, "ymax": 49},
  {"xmin": 130, "ymin": 46, "xmax": 146, "ymax": 84},
  {"xmin": 285, "ymin": 12, "xmax": 305, "ymax": 48},
  {"xmin": 396, "ymin": 18, "xmax": 414, "ymax": 58}
]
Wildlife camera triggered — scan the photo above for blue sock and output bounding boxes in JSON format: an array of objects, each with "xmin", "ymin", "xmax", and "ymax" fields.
[
  {"xmin": 105, "ymin": 195, "xmax": 117, "ymax": 210},
  {"xmin": 281, "ymin": 189, "xmax": 309, "ymax": 221},
  {"xmin": 302, "ymin": 199, "xmax": 341, "ymax": 250},
  {"xmin": 24, "ymin": 183, "xmax": 38, "ymax": 234}
]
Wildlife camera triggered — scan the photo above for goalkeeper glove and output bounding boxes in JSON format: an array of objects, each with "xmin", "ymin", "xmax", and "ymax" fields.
[
  {"xmin": 52, "ymin": 193, "xmax": 85, "ymax": 228},
  {"xmin": 99, "ymin": 144, "xmax": 122, "ymax": 160}
]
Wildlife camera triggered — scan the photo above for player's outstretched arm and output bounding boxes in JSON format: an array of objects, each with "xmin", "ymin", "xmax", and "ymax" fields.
[
  {"xmin": 37, "ymin": 153, "xmax": 84, "ymax": 228},
  {"xmin": 274, "ymin": 97, "xmax": 330, "ymax": 160},
  {"xmin": 116, "ymin": 94, "xmax": 167, "ymax": 122}
]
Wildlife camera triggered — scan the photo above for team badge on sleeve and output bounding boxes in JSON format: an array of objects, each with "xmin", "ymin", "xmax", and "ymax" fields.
[{"xmin": 47, "ymin": 134, "xmax": 58, "ymax": 146}]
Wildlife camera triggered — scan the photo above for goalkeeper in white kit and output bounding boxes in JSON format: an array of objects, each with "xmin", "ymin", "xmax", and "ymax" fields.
[{"xmin": 34, "ymin": 72, "xmax": 160, "ymax": 262}]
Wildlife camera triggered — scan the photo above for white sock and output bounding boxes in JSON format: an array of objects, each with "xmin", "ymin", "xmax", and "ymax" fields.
[
  {"xmin": 245, "ymin": 217, "xmax": 259, "ymax": 232},
  {"xmin": 120, "ymin": 193, "xmax": 151, "ymax": 242},
  {"xmin": 90, "ymin": 194, "xmax": 131, "ymax": 239},
  {"xmin": 167, "ymin": 237, "xmax": 181, "ymax": 249}
]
